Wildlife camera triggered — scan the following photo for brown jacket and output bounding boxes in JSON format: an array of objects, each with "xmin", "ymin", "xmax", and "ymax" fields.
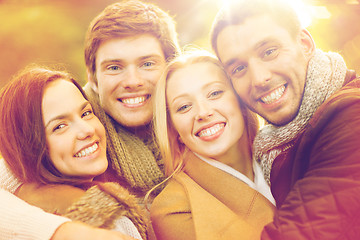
[{"xmin": 262, "ymin": 71, "xmax": 360, "ymax": 239}]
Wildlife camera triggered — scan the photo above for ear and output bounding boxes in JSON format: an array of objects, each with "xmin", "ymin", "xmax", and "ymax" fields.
[
  {"xmin": 87, "ymin": 68, "xmax": 99, "ymax": 94},
  {"xmin": 299, "ymin": 29, "xmax": 315, "ymax": 59}
]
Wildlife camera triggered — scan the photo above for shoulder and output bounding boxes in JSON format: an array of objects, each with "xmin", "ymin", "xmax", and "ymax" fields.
[
  {"xmin": 294, "ymin": 74, "xmax": 360, "ymax": 175},
  {"xmin": 310, "ymin": 76, "xmax": 360, "ymax": 129},
  {"xmin": 17, "ymin": 183, "xmax": 85, "ymax": 214},
  {"xmin": 151, "ymin": 173, "xmax": 189, "ymax": 216}
]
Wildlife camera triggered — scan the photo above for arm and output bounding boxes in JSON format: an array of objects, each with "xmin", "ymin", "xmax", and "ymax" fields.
[
  {"xmin": 16, "ymin": 183, "xmax": 86, "ymax": 214},
  {"xmin": 0, "ymin": 188, "xmax": 69, "ymax": 240},
  {"xmin": 52, "ymin": 221, "xmax": 136, "ymax": 240},
  {"xmin": 150, "ymin": 178, "xmax": 196, "ymax": 240},
  {"xmin": 262, "ymin": 95, "xmax": 360, "ymax": 239},
  {"xmin": 0, "ymin": 157, "xmax": 22, "ymax": 193}
]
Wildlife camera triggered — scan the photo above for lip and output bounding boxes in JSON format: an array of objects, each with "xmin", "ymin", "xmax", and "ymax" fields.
[
  {"xmin": 74, "ymin": 141, "xmax": 100, "ymax": 158},
  {"xmin": 195, "ymin": 122, "xmax": 226, "ymax": 141},
  {"xmin": 257, "ymin": 84, "xmax": 287, "ymax": 107},
  {"xmin": 117, "ymin": 94, "xmax": 150, "ymax": 107}
]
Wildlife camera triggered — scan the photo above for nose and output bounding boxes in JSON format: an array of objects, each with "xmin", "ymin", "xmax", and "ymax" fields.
[
  {"xmin": 121, "ymin": 66, "xmax": 144, "ymax": 90},
  {"xmin": 76, "ymin": 120, "xmax": 95, "ymax": 140},
  {"xmin": 249, "ymin": 60, "xmax": 271, "ymax": 88},
  {"xmin": 195, "ymin": 101, "xmax": 214, "ymax": 121}
]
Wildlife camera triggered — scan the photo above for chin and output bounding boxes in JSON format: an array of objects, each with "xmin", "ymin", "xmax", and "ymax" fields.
[{"xmin": 268, "ymin": 114, "xmax": 297, "ymax": 126}]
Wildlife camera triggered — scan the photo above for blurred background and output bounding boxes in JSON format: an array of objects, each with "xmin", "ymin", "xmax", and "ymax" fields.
[{"xmin": 0, "ymin": 0, "xmax": 359, "ymax": 88}]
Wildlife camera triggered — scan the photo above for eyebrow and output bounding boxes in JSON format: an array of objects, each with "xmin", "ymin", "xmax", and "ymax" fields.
[
  {"xmin": 44, "ymin": 101, "xmax": 90, "ymax": 128},
  {"xmin": 223, "ymin": 38, "xmax": 275, "ymax": 70},
  {"xmin": 100, "ymin": 59, "xmax": 124, "ymax": 69},
  {"xmin": 169, "ymin": 80, "xmax": 225, "ymax": 105},
  {"xmin": 100, "ymin": 54, "xmax": 164, "ymax": 68}
]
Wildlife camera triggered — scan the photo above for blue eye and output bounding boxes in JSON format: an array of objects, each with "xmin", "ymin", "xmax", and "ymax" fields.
[
  {"xmin": 209, "ymin": 90, "xmax": 223, "ymax": 98},
  {"xmin": 143, "ymin": 62, "xmax": 154, "ymax": 67},
  {"xmin": 177, "ymin": 104, "xmax": 191, "ymax": 113},
  {"xmin": 107, "ymin": 65, "xmax": 120, "ymax": 71}
]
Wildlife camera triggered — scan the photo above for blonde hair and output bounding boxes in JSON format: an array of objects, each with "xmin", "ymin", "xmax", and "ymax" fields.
[
  {"xmin": 145, "ymin": 49, "xmax": 259, "ymax": 207},
  {"xmin": 154, "ymin": 50, "xmax": 259, "ymax": 177}
]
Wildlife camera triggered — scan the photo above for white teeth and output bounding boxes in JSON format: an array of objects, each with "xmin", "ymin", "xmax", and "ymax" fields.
[
  {"xmin": 198, "ymin": 123, "xmax": 224, "ymax": 138},
  {"xmin": 74, "ymin": 143, "xmax": 98, "ymax": 158},
  {"xmin": 261, "ymin": 85, "xmax": 285, "ymax": 104},
  {"xmin": 122, "ymin": 96, "xmax": 146, "ymax": 105}
]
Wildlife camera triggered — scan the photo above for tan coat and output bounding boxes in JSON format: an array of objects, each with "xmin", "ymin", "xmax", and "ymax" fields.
[{"xmin": 151, "ymin": 154, "xmax": 275, "ymax": 240}]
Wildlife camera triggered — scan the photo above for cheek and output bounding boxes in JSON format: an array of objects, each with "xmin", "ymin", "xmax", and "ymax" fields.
[
  {"xmin": 171, "ymin": 116, "xmax": 191, "ymax": 141},
  {"xmin": 47, "ymin": 141, "xmax": 65, "ymax": 171},
  {"xmin": 98, "ymin": 77, "xmax": 117, "ymax": 93},
  {"xmin": 96, "ymin": 120, "xmax": 107, "ymax": 140},
  {"xmin": 147, "ymin": 71, "xmax": 162, "ymax": 87},
  {"xmin": 231, "ymin": 80, "xmax": 248, "ymax": 99}
]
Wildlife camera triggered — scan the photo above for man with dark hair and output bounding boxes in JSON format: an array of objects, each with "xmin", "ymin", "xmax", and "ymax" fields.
[{"xmin": 211, "ymin": 0, "xmax": 360, "ymax": 239}]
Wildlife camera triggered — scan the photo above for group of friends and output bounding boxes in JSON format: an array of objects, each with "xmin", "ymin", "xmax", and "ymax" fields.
[{"xmin": 0, "ymin": 0, "xmax": 359, "ymax": 239}]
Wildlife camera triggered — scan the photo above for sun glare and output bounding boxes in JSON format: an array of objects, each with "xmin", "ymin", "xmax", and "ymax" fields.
[{"xmin": 213, "ymin": 0, "xmax": 332, "ymax": 28}]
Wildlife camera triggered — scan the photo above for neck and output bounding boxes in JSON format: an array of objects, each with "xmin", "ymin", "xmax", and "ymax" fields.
[
  {"xmin": 124, "ymin": 124, "xmax": 152, "ymax": 140},
  {"xmin": 214, "ymin": 139, "xmax": 254, "ymax": 181}
]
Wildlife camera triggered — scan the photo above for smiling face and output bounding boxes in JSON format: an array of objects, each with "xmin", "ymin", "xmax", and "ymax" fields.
[
  {"xmin": 42, "ymin": 79, "xmax": 108, "ymax": 181},
  {"xmin": 91, "ymin": 34, "xmax": 166, "ymax": 128},
  {"xmin": 166, "ymin": 62, "xmax": 246, "ymax": 161},
  {"xmin": 216, "ymin": 14, "xmax": 314, "ymax": 125}
]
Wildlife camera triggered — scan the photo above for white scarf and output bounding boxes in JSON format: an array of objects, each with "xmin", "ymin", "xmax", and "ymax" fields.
[{"xmin": 253, "ymin": 50, "xmax": 347, "ymax": 185}]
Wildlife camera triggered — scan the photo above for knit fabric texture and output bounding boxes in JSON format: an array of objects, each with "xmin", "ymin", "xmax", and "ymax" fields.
[
  {"xmin": 253, "ymin": 49, "xmax": 347, "ymax": 185},
  {"xmin": 84, "ymin": 85, "xmax": 165, "ymax": 196},
  {"xmin": 0, "ymin": 158, "xmax": 22, "ymax": 193},
  {"xmin": 63, "ymin": 182, "xmax": 148, "ymax": 240}
]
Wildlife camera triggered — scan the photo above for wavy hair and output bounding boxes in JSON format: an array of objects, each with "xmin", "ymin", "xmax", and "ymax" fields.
[{"xmin": 0, "ymin": 65, "xmax": 88, "ymax": 185}]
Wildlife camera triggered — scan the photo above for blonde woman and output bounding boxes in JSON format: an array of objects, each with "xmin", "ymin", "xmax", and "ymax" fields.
[{"xmin": 150, "ymin": 51, "xmax": 275, "ymax": 240}]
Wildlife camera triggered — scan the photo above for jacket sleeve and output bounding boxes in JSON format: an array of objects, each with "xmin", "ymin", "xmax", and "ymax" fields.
[
  {"xmin": 262, "ymin": 92, "xmax": 360, "ymax": 239},
  {"xmin": 0, "ymin": 158, "xmax": 22, "ymax": 193},
  {"xmin": 150, "ymin": 179, "xmax": 196, "ymax": 240},
  {"xmin": 63, "ymin": 182, "xmax": 148, "ymax": 240},
  {"xmin": 0, "ymin": 189, "xmax": 69, "ymax": 240}
]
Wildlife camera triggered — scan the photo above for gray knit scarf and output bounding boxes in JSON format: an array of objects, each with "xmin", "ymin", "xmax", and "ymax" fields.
[
  {"xmin": 253, "ymin": 50, "xmax": 347, "ymax": 185},
  {"xmin": 84, "ymin": 84, "xmax": 165, "ymax": 196}
]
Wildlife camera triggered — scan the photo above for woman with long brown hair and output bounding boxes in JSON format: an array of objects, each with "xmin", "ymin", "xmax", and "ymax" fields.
[{"xmin": 0, "ymin": 66, "xmax": 147, "ymax": 240}]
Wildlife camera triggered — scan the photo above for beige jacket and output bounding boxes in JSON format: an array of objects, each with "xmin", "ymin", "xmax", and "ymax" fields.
[{"xmin": 151, "ymin": 155, "xmax": 275, "ymax": 240}]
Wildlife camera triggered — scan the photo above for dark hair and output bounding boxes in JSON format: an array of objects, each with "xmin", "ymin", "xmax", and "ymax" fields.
[
  {"xmin": 210, "ymin": 0, "xmax": 301, "ymax": 56},
  {"xmin": 0, "ymin": 65, "xmax": 88, "ymax": 185}
]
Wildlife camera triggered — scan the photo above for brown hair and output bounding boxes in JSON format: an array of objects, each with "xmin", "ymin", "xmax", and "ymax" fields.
[
  {"xmin": 85, "ymin": 0, "xmax": 180, "ymax": 82},
  {"xmin": 0, "ymin": 65, "xmax": 88, "ymax": 185},
  {"xmin": 210, "ymin": 0, "xmax": 301, "ymax": 57}
]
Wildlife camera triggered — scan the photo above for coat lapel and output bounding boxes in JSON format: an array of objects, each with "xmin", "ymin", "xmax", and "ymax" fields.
[{"xmin": 180, "ymin": 152, "xmax": 275, "ymax": 240}]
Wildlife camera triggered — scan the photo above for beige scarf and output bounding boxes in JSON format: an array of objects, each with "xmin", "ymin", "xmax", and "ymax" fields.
[
  {"xmin": 253, "ymin": 50, "xmax": 347, "ymax": 185},
  {"xmin": 84, "ymin": 85, "xmax": 165, "ymax": 196}
]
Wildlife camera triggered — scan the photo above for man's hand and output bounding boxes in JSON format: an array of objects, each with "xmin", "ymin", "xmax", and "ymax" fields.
[{"xmin": 51, "ymin": 221, "xmax": 136, "ymax": 240}]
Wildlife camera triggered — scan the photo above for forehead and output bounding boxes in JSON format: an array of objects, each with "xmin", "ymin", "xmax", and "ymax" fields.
[
  {"xmin": 167, "ymin": 62, "xmax": 227, "ymax": 95},
  {"xmin": 42, "ymin": 80, "xmax": 85, "ymax": 120},
  {"xmin": 216, "ymin": 14, "xmax": 293, "ymax": 63},
  {"xmin": 95, "ymin": 34, "xmax": 165, "ymax": 65}
]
